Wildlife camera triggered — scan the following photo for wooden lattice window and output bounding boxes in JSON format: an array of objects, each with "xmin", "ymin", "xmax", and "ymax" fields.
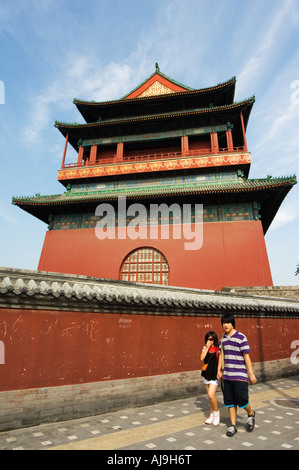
[{"xmin": 120, "ymin": 248, "xmax": 169, "ymax": 285}]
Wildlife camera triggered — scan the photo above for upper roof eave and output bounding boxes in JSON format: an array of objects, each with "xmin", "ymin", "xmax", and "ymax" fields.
[
  {"xmin": 73, "ymin": 76, "xmax": 237, "ymax": 109},
  {"xmin": 56, "ymin": 96, "xmax": 254, "ymax": 132}
]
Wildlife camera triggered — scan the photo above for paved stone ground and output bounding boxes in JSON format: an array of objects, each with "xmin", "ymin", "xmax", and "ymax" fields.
[{"xmin": 0, "ymin": 375, "xmax": 298, "ymax": 451}]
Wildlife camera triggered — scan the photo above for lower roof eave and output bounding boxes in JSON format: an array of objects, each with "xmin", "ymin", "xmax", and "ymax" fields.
[{"xmin": 12, "ymin": 176, "xmax": 297, "ymax": 229}]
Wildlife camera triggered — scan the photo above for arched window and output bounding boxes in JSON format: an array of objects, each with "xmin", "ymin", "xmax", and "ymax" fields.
[{"xmin": 120, "ymin": 248, "xmax": 169, "ymax": 285}]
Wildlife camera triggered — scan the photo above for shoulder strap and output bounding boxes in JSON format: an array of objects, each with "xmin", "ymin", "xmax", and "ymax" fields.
[{"xmin": 220, "ymin": 334, "xmax": 225, "ymax": 370}]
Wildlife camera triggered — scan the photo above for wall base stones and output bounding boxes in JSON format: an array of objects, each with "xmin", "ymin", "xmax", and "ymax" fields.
[{"xmin": 0, "ymin": 359, "xmax": 297, "ymax": 432}]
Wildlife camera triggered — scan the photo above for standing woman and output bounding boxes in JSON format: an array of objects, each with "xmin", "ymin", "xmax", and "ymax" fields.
[{"xmin": 201, "ymin": 331, "xmax": 220, "ymax": 425}]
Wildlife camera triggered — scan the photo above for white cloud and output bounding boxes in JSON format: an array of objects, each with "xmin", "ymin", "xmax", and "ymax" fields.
[
  {"xmin": 270, "ymin": 204, "xmax": 298, "ymax": 230},
  {"xmin": 248, "ymin": 45, "xmax": 299, "ymax": 178},
  {"xmin": 21, "ymin": 55, "xmax": 136, "ymax": 152},
  {"xmin": 0, "ymin": 202, "xmax": 17, "ymax": 224},
  {"xmin": 236, "ymin": 0, "xmax": 295, "ymax": 98}
]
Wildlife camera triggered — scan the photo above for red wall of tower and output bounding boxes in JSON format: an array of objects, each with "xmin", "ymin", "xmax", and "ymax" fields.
[{"xmin": 38, "ymin": 220, "xmax": 273, "ymax": 290}]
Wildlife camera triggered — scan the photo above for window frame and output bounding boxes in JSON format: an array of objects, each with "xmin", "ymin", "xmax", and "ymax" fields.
[{"xmin": 120, "ymin": 247, "xmax": 169, "ymax": 285}]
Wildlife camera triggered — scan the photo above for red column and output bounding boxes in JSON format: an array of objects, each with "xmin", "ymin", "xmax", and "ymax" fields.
[
  {"xmin": 210, "ymin": 132, "xmax": 219, "ymax": 153},
  {"xmin": 61, "ymin": 133, "xmax": 69, "ymax": 169},
  {"xmin": 116, "ymin": 142, "xmax": 124, "ymax": 162},
  {"xmin": 89, "ymin": 145, "xmax": 97, "ymax": 165},
  {"xmin": 77, "ymin": 146, "xmax": 84, "ymax": 166},
  {"xmin": 240, "ymin": 111, "xmax": 248, "ymax": 151},
  {"xmin": 181, "ymin": 136, "xmax": 189, "ymax": 156},
  {"xmin": 226, "ymin": 130, "xmax": 234, "ymax": 151}
]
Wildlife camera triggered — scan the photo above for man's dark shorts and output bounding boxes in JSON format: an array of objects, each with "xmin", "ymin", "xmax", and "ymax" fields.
[{"xmin": 223, "ymin": 380, "xmax": 249, "ymax": 408}]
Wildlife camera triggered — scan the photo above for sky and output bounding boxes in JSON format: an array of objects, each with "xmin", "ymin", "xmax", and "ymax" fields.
[{"xmin": 0, "ymin": 0, "xmax": 298, "ymax": 286}]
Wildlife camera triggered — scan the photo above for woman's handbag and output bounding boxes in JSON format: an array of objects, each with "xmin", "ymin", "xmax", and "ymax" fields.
[{"xmin": 201, "ymin": 350, "xmax": 213, "ymax": 371}]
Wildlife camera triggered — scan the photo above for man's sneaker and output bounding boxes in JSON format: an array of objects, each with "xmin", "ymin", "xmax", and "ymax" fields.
[
  {"xmin": 213, "ymin": 411, "xmax": 220, "ymax": 426},
  {"xmin": 205, "ymin": 413, "xmax": 214, "ymax": 424},
  {"xmin": 226, "ymin": 425, "xmax": 237, "ymax": 437},
  {"xmin": 246, "ymin": 411, "xmax": 255, "ymax": 432}
]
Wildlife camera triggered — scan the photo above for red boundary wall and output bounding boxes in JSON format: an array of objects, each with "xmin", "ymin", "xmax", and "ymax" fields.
[{"xmin": 0, "ymin": 308, "xmax": 297, "ymax": 392}]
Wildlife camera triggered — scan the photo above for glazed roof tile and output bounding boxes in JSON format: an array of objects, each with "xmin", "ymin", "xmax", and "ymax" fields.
[
  {"xmin": 12, "ymin": 176, "xmax": 297, "ymax": 205},
  {"xmin": 12, "ymin": 175, "xmax": 296, "ymax": 235},
  {"xmin": 1, "ymin": 267, "xmax": 299, "ymax": 316}
]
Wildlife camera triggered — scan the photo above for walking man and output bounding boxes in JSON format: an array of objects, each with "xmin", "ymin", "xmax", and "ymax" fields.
[{"xmin": 217, "ymin": 313, "xmax": 257, "ymax": 437}]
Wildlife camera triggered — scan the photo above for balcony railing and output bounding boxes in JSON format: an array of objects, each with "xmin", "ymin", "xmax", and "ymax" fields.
[{"xmin": 62, "ymin": 146, "xmax": 246, "ymax": 169}]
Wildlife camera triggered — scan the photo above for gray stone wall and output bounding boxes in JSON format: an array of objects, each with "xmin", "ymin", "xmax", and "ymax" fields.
[
  {"xmin": 222, "ymin": 286, "xmax": 299, "ymax": 300},
  {"xmin": 0, "ymin": 358, "xmax": 297, "ymax": 432}
]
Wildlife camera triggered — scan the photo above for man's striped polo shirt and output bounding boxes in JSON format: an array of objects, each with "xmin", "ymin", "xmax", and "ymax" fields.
[{"xmin": 220, "ymin": 330, "xmax": 251, "ymax": 382}]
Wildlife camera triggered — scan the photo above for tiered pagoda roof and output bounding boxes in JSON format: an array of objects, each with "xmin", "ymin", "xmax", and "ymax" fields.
[
  {"xmin": 56, "ymin": 98, "xmax": 254, "ymax": 150},
  {"xmin": 55, "ymin": 71, "xmax": 251, "ymax": 152},
  {"xmin": 12, "ymin": 66, "xmax": 297, "ymax": 234},
  {"xmin": 72, "ymin": 73, "xmax": 236, "ymax": 124}
]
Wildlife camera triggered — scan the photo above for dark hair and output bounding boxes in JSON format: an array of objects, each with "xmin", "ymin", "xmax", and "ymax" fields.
[
  {"xmin": 221, "ymin": 313, "xmax": 235, "ymax": 328},
  {"xmin": 204, "ymin": 331, "xmax": 219, "ymax": 347}
]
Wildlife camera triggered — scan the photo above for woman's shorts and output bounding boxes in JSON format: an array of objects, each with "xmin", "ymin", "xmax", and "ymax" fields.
[
  {"xmin": 223, "ymin": 380, "xmax": 249, "ymax": 408},
  {"xmin": 204, "ymin": 378, "xmax": 219, "ymax": 387}
]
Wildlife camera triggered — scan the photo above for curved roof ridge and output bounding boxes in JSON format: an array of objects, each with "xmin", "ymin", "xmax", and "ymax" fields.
[
  {"xmin": 119, "ymin": 67, "xmax": 195, "ymax": 99},
  {"xmin": 73, "ymin": 76, "xmax": 237, "ymax": 106}
]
